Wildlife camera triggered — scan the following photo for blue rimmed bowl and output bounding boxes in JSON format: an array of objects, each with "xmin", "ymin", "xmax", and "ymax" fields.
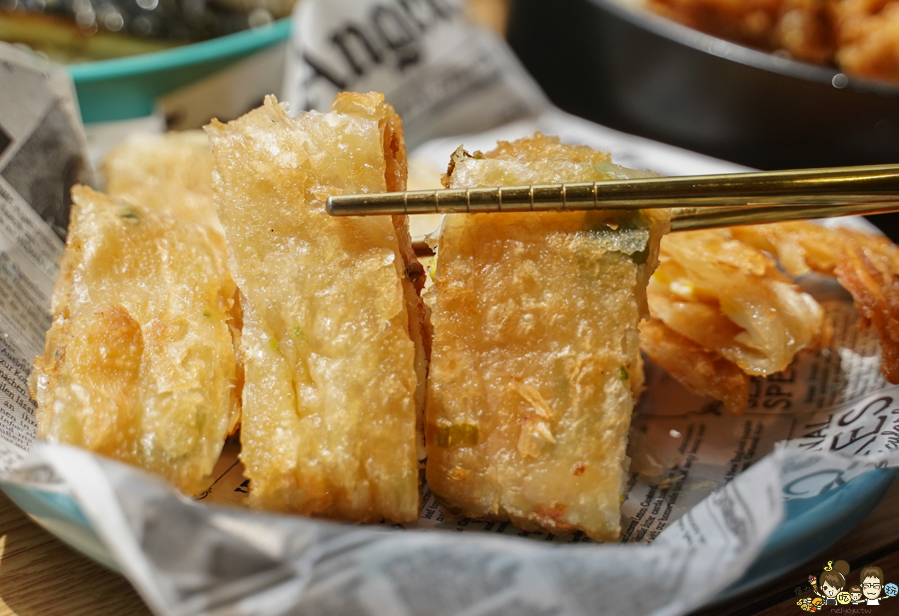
[{"xmin": 67, "ymin": 17, "xmax": 290, "ymax": 123}]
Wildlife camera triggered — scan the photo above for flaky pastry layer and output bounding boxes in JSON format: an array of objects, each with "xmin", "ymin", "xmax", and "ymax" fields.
[
  {"xmin": 206, "ymin": 94, "xmax": 425, "ymax": 523},
  {"xmin": 30, "ymin": 186, "xmax": 240, "ymax": 494},
  {"xmin": 426, "ymin": 134, "xmax": 668, "ymax": 541}
]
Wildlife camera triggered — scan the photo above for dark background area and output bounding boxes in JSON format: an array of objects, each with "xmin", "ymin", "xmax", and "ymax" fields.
[{"xmin": 506, "ymin": 0, "xmax": 899, "ymax": 242}]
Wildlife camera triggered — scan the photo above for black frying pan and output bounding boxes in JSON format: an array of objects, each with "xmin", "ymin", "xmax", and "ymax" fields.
[
  {"xmin": 507, "ymin": 0, "xmax": 899, "ymax": 170},
  {"xmin": 506, "ymin": 0, "xmax": 899, "ymax": 236}
]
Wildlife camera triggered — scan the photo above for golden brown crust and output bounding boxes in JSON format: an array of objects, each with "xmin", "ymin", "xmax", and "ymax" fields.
[
  {"xmin": 101, "ymin": 130, "xmax": 222, "ymax": 234},
  {"xmin": 650, "ymin": 229, "xmax": 826, "ymax": 377},
  {"xmin": 333, "ymin": 92, "xmax": 430, "ymax": 464},
  {"xmin": 329, "ymin": 91, "xmax": 409, "ymax": 193},
  {"xmin": 643, "ymin": 227, "xmax": 829, "ymax": 414},
  {"xmin": 647, "ymin": 0, "xmax": 899, "ymax": 82},
  {"xmin": 207, "ymin": 94, "xmax": 424, "ymax": 522},
  {"xmin": 426, "ymin": 135, "xmax": 667, "ymax": 541},
  {"xmin": 31, "ymin": 186, "xmax": 240, "ymax": 494},
  {"xmin": 639, "ymin": 318, "xmax": 750, "ymax": 415},
  {"xmin": 734, "ymin": 222, "xmax": 899, "ymax": 384},
  {"xmin": 730, "ymin": 222, "xmax": 841, "ymax": 275},
  {"xmin": 835, "ymin": 242, "xmax": 899, "ymax": 382}
]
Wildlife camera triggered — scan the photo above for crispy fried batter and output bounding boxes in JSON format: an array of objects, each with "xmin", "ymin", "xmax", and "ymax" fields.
[
  {"xmin": 647, "ymin": 0, "xmax": 899, "ymax": 82},
  {"xmin": 733, "ymin": 221, "xmax": 899, "ymax": 383},
  {"xmin": 644, "ymin": 221, "xmax": 899, "ymax": 409},
  {"xmin": 730, "ymin": 221, "xmax": 842, "ymax": 275},
  {"xmin": 29, "ymin": 186, "xmax": 240, "ymax": 494},
  {"xmin": 102, "ymin": 130, "xmax": 222, "ymax": 234},
  {"xmin": 649, "ymin": 229, "xmax": 826, "ymax": 377},
  {"xmin": 837, "ymin": 242, "xmax": 899, "ymax": 382},
  {"xmin": 639, "ymin": 318, "xmax": 750, "ymax": 414},
  {"xmin": 331, "ymin": 92, "xmax": 431, "ymax": 428},
  {"xmin": 206, "ymin": 94, "xmax": 425, "ymax": 523},
  {"xmin": 835, "ymin": 0, "xmax": 899, "ymax": 82},
  {"xmin": 647, "ymin": 0, "xmax": 836, "ymax": 64},
  {"xmin": 641, "ymin": 228, "xmax": 827, "ymax": 414},
  {"xmin": 426, "ymin": 135, "xmax": 668, "ymax": 541}
]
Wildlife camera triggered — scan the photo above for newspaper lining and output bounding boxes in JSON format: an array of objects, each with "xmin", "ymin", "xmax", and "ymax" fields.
[
  {"xmin": 0, "ymin": 47, "xmax": 92, "ymax": 471},
  {"xmin": 1, "ymin": 4, "xmax": 899, "ymax": 614}
]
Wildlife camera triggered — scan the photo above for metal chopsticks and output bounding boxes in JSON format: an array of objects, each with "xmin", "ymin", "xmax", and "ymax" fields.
[{"xmin": 326, "ymin": 163, "xmax": 899, "ymax": 231}]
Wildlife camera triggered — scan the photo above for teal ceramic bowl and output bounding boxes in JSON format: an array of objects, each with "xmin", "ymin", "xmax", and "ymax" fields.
[{"xmin": 67, "ymin": 18, "xmax": 291, "ymax": 123}]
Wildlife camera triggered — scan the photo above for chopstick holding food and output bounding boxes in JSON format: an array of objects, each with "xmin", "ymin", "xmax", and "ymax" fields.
[{"xmin": 327, "ymin": 163, "xmax": 899, "ymax": 229}]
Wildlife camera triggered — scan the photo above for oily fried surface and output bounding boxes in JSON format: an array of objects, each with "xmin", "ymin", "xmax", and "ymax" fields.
[
  {"xmin": 648, "ymin": 221, "xmax": 899, "ymax": 410},
  {"xmin": 836, "ymin": 242, "xmax": 899, "ymax": 382},
  {"xmin": 426, "ymin": 135, "xmax": 668, "ymax": 541},
  {"xmin": 102, "ymin": 130, "xmax": 222, "ymax": 234},
  {"xmin": 835, "ymin": 0, "xmax": 899, "ymax": 82},
  {"xmin": 730, "ymin": 221, "xmax": 842, "ymax": 275},
  {"xmin": 206, "ymin": 94, "xmax": 423, "ymax": 523},
  {"xmin": 649, "ymin": 229, "xmax": 826, "ymax": 377},
  {"xmin": 647, "ymin": 0, "xmax": 836, "ymax": 63},
  {"xmin": 639, "ymin": 318, "xmax": 750, "ymax": 415},
  {"xmin": 29, "ymin": 186, "xmax": 240, "ymax": 495},
  {"xmin": 733, "ymin": 221, "xmax": 899, "ymax": 383},
  {"xmin": 332, "ymin": 92, "xmax": 430, "ymax": 446},
  {"xmin": 647, "ymin": 0, "xmax": 899, "ymax": 82}
]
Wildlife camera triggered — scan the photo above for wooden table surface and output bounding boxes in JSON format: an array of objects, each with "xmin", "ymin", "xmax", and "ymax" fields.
[
  {"xmin": 1, "ymin": 476, "xmax": 897, "ymax": 616},
  {"xmin": 0, "ymin": 490, "xmax": 150, "ymax": 616}
]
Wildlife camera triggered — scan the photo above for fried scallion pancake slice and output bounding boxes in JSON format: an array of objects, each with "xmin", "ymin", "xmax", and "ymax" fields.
[
  {"xmin": 648, "ymin": 229, "xmax": 826, "ymax": 379},
  {"xmin": 102, "ymin": 130, "xmax": 222, "ymax": 235},
  {"xmin": 206, "ymin": 94, "xmax": 425, "ymax": 523},
  {"xmin": 29, "ymin": 186, "xmax": 240, "ymax": 495},
  {"xmin": 426, "ymin": 134, "xmax": 669, "ymax": 541},
  {"xmin": 101, "ymin": 128, "xmax": 242, "ymax": 416},
  {"xmin": 732, "ymin": 221, "xmax": 899, "ymax": 383}
]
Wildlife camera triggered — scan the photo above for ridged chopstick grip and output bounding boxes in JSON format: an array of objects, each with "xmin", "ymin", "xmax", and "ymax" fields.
[{"xmin": 327, "ymin": 164, "xmax": 899, "ymax": 216}]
